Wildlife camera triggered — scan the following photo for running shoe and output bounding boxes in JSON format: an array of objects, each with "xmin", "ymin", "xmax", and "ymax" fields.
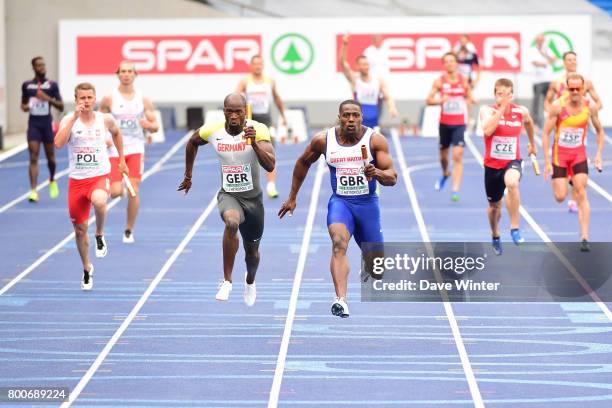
[
  {"xmin": 580, "ymin": 239, "xmax": 590, "ymax": 252},
  {"xmin": 123, "ymin": 229, "xmax": 135, "ymax": 244},
  {"xmin": 451, "ymin": 192, "xmax": 460, "ymax": 202},
  {"xmin": 49, "ymin": 180, "xmax": 59, "ymax": 199},
  {"xmin": 331, "ymin": 297, "xmax": 350, "ymax": 318},
  {"xmin": 510, "ymin": 229, "xmax": 525, "ymax": 245},
  {"xmin": 81, "ymin": 264, "xmax": 94, "ymax": 291},
  {"xmin": 568, "ymin": 200, "xmax": 578, "ymax": 213},
  {"xmin": 492, "ymin": 236, "xmax": 502, "ymax": 256},
  {"xmin": 266, "ymin": 182, "xmax": 279, "ymax": 198},
  {"xmin": 243, "ymin": 272, "xmax": 256, "ymax": 306},
  {"xmin": 95, "ymin": 235, "xmax": 107, "ymax": 258},
  {"xmin": 28, "ymin": 190, "xmax": 39, "ymax": 203},
  {"xmin": 216, "ymin": 280, "xmax": 232, "ymax": 301},
  {"xmin": 434, "ymin": 174, "xmax": 450, "ymax": 191}
]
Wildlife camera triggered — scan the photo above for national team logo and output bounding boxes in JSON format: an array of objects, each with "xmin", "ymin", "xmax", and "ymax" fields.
[
  {"xmin": 271, "ymin": 33, "xmax": 314, "ymax": 75},
  {"xmin": 532, "ymin": 31, "xmax": 574, "ymax": 73}
]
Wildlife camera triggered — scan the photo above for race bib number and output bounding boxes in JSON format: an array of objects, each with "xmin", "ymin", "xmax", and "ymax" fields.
[
  {"xmin": 558, "ymin": 127, "xmax": 584, "ymax": 148},
  {"xmin": 491, "ymin": 136, "xmax": 517, "ymax": 160},
  {"xmin": 250, "ymin": 96, "xmax": 269, "ymax": 115},
  {"xmin": 74, "ymin": 147, "xmax": 102, "ymax": 169},
  {"xmin": 222, "ymin": 164, "xmax": 253, "ymax": 192},
  {"xmin": 442, "ymin": 97, "xmax": 466, "ymax": 115},
  {"xmin": 117, "ymin": 115, "xmax": 139, "ymax": 131},
  {"xmin": 336, "ymin": 167, "xmax": 369, "ymax": 196},
  {"xmin": 28, "ymin": 97, "xmax": 49, "ymax": 116},
  {"xmin": 356, "ymin": 88, "xmax": 379, "ymax": 105}
]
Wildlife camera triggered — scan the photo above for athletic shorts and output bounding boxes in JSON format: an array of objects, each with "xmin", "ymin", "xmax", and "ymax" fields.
[
  {"xmin": 553, "ymin": 147, "xmax": 588, "ymax": 179},
  {"xmin": 27, "ymin": 121, "xmax": 54, "ymax": 144},
  {"xmin": 439, "ymin": 124, "xmax": 466, "ymax": 149},
  {"xmin": 484, "ymin": 160, "xmax": 522, "ymax": 203},
  {"xmin": 361, "ymin": 104, "xmax": 379, "ymax": 129},
  {"xmin": 68, "ymin": 175, "xmax": 110, "ymax": 224},
  {"xmin": 110, "ymin": 153, "xmax": 143, "ymax": 183},
  {"xmin": 327, "ymin": 194, "xmax": 383, "ymax": 246},
  {"xmin": 217, "ymin": 190, "xmax": 264, "ymax": 242}
]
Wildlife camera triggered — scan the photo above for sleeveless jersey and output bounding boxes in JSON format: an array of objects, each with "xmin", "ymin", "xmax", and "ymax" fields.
[
  {"xmin": 245, "ymin": 75, "xmax": 273, "ymax": 115},
  {"xmin": 67, "ymin": 112, "xmax": 111, "ymax": 180},
  {"xmin": 484, "ymin": 104, "xmax": 524, "ymax": 169},
  {"xmin": 354, "ymin": 76, "xmax": 380, "ymax": 122},
  {"xmin": 199, "ymin": 120, "xmax": 271, "ymax": 199},
  {"xmin": 111, "ymin": 88, "xmax": 145, "ymax": 155},
  {"xmin": 439, "ymin": 73, "xmax": 467, "ymax": 126},
  {"xmin": 325, "ymin": 126, "xmax": 377, "ymax": 199},
  {"xmin": 554, "ymin": 99, "xmax": 589, "ymax": 156}
]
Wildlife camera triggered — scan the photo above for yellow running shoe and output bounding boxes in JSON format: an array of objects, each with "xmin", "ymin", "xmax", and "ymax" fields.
[
  {"xmin": 28, "ymin": 190, "xmax": 39, "ymax": 203},
  {"xmin": 49, "ymin": 180, "xmax": 59, "ymax": 199}
]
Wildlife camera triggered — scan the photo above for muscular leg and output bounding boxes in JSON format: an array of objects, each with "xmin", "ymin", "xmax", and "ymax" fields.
[
  {"xmin": 328, "ymin": 223, "xmax": 351, "ymax": 299},
  {"xmin": 243, "ymin": 240, "xmax": 261, "ymax": 284},
  {"xmin": 28, "ymin": 141, "xmax": 41, "ymax": 189},
  {"xmin": 126, "ymin": 178, "xmax": 141, "ymax": 231},
  {"xmin": 42, "ymin": 142, "xmax": 56, "ymax": 181},
  {"xmin": 551, "ymin": 177, "xmax": 569, "ymax": 203},
  {"xmin": 91, "ymin": 189, "xmax": 109, "ymax": 236},
  {"xmin": 504, "ymin": 169, "xmax": 521, "ymax": 229},
  {"xmin": 439, "ymin": 147, "xmax": 450, "ymax": 177},
  {"xmin": 110, "ymin": 181, "xmax": 123, "ymax": 199},
  {"xmin": 451, "ymin": 145, "xmax": 464, "ymax": 192},
  {"xmin": 222, "ymin": 209, "xmax": 241, "ymax": 282},
  {"xmin": 73, "ymin": 222, "xmax": 91, "ymax": 270},
  {"xmin": 572, "ymin": 174, "xmax": 589, "ymax": 240},
  {"xmin": 487, "ymin": 200, "xmax": 502, "ymax": 237}
]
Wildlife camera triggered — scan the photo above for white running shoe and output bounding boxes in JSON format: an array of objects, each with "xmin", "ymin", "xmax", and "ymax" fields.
[
  {"xmin": 266, "ymin": 182, "xmax": 279, "ymax": 198},
  {"xmin": 331, "ymin": 297, "xmax": 349, "ymax": 318},
  {"xmin": 243, "ymin": 272, "xmax": 256, "ymax": 306},
  {"xmin": 123, "ymin": 229, "xmax": 135, "ymax": 244},
  {"xmin": 81, "ymin": 264, "xmax": 94, "ymax": 291},
  {"xmin": 215, "ymin": 280, "xmax": 232, "ymax": 301},
  {"xmin": 95, "ymin": 235, "xmax": 107, "ymax": 258}
]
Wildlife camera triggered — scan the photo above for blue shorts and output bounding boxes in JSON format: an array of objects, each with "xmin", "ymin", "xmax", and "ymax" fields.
[
  {"xmin": 326, "ymin": 194, "xmax": 383, "ymax": 247},
  {"xmin": 439, "ymin": 124, "xmax": 465, "ymax": 149},
  {"xmin": 361, "ymin": 104, "xmax": 379, "ymax": 128},
  {"xmin": 27, "ymin": 120, "xmax": 54, "ymax": 144}
]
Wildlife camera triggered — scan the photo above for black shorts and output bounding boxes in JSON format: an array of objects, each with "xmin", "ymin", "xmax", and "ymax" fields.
[
  {"xmin": 217, "ymin": 190, "xmax": 264, "ymax": 242},
  {"xmin": 484, "ymin": 160, "xmax": 522, "ymax": 203},
  {"xmin": 27, "ymin": 120, "xmax": 54, "ymax": 144},
  {"xmin": 439, "ymin": 124, "xmax": 466, "ymax": 149},
  {"xmin": 552, "ymin": 160, "xmax": 588, "ymax": 179},
  {"xmin": 252, "ymin": 113, "xmax": 275, "ymax": 146}
]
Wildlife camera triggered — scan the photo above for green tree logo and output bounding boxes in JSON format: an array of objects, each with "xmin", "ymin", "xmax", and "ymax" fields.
[
  {"xmin": 532, "ymin": 31, "xmax": 574, "ymax": 73},
  {"xmin": 271, "ymin": 33, "xmax": 314, "ymax": 75}
]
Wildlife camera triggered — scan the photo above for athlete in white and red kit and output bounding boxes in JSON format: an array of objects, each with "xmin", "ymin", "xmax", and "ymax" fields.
[
  {"xmin": 55, "ymin": 82, "xmax": 128, "ymax": 290},
  {"xmin": 100, "ymin": 60, "xmax": 159, "ymax": 244},
  {"xmin": 479, "ymin": 78, "xmax": 536, "ymax": 255}
]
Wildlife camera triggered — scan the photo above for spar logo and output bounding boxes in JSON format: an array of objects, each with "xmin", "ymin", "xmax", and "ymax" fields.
[
  {"xmin": 271, "ymin": 33, "xmax": 314, "ymax": 75},
  {"xmin": 337, "ymin": 33, "xmax": 522, "ymax": 72},
  {"xmin": 531, "ymin": 31, "xmax": 574, "ymax": 73},
  {"xmin": 76, "ymin": 35, "xmax": 261, "ymax": 74}
]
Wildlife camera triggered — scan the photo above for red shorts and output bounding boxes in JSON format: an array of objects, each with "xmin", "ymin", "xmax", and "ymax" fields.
[
  {"xmin": 68, "ymin": 175, "xmax": 110, "ymax": 224},
  {"xmin": 553, "ymin": 146, "xmax": 587, "ymax": 178},
  {"xmin": 109, "ymin": 153, "xmax": 143, "ymax": 183}
]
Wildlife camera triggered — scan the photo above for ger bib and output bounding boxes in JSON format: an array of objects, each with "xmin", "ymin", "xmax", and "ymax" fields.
[
  {"xmin": 491, "ymin": 136, "xmax": 517, "ymax": 160},
  {"xmin": 222, "ymin": 164, "xmax": 254, "ymax": 193},
  {"xmin": 558, "ymin": 127, "xmax": 584, "ymax": 148},
  {"xmin": 28, "ymin": 97, "xmax": 49, "ymax": 116},
  {"xmin": 336, "ymin": 167, "xmax": 369, "ymax": 196}
]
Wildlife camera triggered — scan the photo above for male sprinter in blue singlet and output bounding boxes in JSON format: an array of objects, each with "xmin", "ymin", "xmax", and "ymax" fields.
[{"xmin": 279, "ymin": 100, "xmax": 397, "ymax": 318}]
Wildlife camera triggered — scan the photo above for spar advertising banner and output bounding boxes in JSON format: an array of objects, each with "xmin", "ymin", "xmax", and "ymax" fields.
[{"xmin": 59, "ymin": 16, "xmax": 591, "ymax": 103}]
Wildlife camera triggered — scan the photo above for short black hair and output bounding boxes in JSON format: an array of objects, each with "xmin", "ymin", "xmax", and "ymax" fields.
[
  {"xmin": 339, "ymin": 99, "xmax": 362, "ymax": 114},
  {"xmin": 31, "ymin": 56, "xmax": 43, "ymax": 68}
]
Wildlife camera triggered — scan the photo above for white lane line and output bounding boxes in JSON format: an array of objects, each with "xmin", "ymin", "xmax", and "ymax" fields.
[
  {"xmin": 391, "ymin": 128, "xmax": 485, "ymax": 408},
  {"xmin": 465, "ymin": 133, "xmax": 612, "ymax": 322},
  {"xmin": 0, "ymin": 142, "xmax": 27, "ymax": 162},
  {"xmin": 0, "ymin": 132, "xmax": 191, "ymax": 296},
  {"xmin": 533, "ymin": 134, "xmax": 611, "ymax": 203},
  {"xmin": 60, "ymin": 194, "xmax": 217, "ymax": 407},
  {"xmin": 0, "ymin": 168, "xmax": 70, "ymax": 214},
  {"xmin": 268, "ymin": 158, "xmax": 326, "ymax": 408}
]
